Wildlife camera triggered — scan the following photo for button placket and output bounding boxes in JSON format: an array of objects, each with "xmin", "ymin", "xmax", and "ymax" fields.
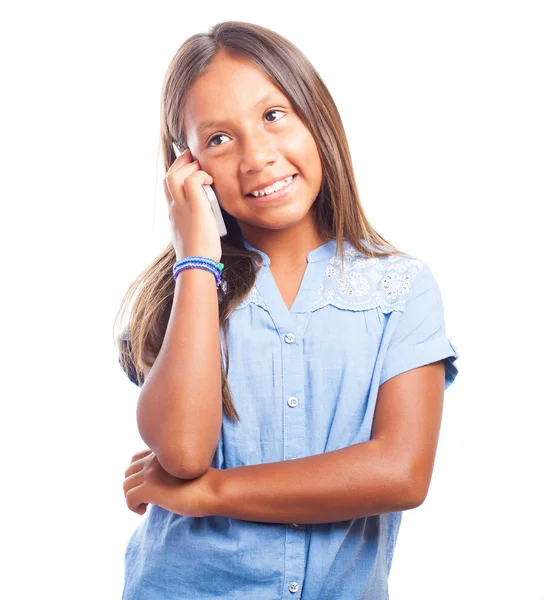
[
  {"xmin": 288, "ymin": 581, "xmax": 300, "ymax": 593},
  {"xmin": 287, "ymin": 396, "xmax": 298, "ymax": 407},
  {"xmin": 282, "ymin": 323, "xmax": 305, "ymax": 597}
]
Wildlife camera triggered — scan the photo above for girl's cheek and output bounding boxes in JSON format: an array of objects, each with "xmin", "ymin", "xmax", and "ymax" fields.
[{"xmin": 285, "ymin": 128, "xmax": 311, "ymax": 153}]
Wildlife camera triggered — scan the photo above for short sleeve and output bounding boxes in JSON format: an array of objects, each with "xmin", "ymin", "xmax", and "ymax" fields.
[
  {"xmin": 118, "ymin": 331, "xmax": 141, "ymax": 387},
  {"xmin": 379, "ymin": 262, "xmax": 459, "ymax": 390}
]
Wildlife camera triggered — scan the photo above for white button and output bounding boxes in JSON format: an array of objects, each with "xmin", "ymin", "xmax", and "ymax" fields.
[
  {"xmin": 288, "ymin": 582, "xmax": 299, "ymax": 593},
  {"xmin": 291, "ymin": 523, "xmax": 301, "ymax": 528},
  {"xmin": 287, "ymin": 396, "xmax": 298, "ymax": 407},
  {"xmin": 284, "ymin": 333, "xmax": 296, "ymax": 343}
]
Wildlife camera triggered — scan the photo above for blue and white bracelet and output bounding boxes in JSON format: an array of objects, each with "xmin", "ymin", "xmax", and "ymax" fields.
[{"xmin": 173, "ymin": 256, "xmax": 224, "ymax": 288}]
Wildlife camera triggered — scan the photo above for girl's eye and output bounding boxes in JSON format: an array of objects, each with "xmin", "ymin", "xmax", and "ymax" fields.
[
  {"xmin": 264, "ymin": 109, "xmax": 285, "ymax": 123},
  {"xmin": 207, "ymin": 109, "xmax": 286, "ymax": 148},
  {"xmin": 208, "ymin": 133, "xmax": 228, "ymax": 148}
]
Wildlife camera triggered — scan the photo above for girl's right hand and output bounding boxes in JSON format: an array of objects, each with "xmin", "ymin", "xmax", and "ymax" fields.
[{"xmin": 163, "ymin": 147, "xmax": 222, "ymax": 264}]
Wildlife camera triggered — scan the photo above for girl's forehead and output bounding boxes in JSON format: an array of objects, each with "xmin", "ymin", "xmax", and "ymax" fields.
[
  {"xmin": 190, "ymin": 59, "xmax": 282, "ymax": 102},
  {"xmin": 183, "ymin": 64, "xmax": 289, "ymax": 133}
]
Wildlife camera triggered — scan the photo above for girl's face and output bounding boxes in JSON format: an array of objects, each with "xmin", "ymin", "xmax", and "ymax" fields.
[{"xmin": 183, "ymin": 52, "xmax": 323, "ymax": 239}]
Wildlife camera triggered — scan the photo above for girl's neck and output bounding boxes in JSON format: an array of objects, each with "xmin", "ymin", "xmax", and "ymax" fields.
[{"xmin": 241, "ymin": 223, "xmax": 332, "ymax": 268}]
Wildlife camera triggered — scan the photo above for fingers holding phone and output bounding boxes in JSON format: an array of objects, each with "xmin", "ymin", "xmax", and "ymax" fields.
[
  {"xmin": 171, "ymin": 143, "xmax": 227, "ymax": 239},
  {"xmin": 164, "ymin": 144, "xmax": 223, "ymax": 263}
]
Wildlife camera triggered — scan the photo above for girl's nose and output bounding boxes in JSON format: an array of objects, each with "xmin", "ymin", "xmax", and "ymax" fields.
[{"xmin": 240, "ymin": 132, "xmax": 278, "ymax": 172}]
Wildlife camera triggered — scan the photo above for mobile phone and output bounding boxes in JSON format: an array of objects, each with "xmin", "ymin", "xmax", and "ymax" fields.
[{"xmin": 171, "ymin": 142, "xmax": 228, "ymax": 237}]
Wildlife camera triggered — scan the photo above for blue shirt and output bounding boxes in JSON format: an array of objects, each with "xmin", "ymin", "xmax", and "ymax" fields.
[{"xmin": 121, "ymin": 237, "xmax": 459, "ymax": 599}]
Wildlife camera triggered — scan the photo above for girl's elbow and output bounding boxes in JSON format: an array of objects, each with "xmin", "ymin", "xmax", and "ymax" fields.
[{"xmin": 158, "ymin": 447, "xmax": 212, "ymax": 480}]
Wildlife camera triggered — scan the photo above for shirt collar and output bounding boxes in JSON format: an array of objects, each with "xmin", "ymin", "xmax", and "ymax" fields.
[{"xmin": 242, "ymin": 237, "xmax": 339, "ymax": 267}]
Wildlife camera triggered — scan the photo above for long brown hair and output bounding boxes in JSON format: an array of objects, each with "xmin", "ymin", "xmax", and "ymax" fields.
[{"xmin": 114, "ymin": 20, "xmax": 409, "ymax": 422}]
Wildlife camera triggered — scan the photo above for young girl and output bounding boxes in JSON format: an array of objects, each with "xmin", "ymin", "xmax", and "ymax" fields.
[{"xmin": 117, "ymin": 20, "xmax": 459, "ymax": 600}]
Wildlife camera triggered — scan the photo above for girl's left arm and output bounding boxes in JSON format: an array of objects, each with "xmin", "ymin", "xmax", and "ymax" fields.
[{"xmin": 204, "ymin": 361, "xmax": 445, "ymax": 523}]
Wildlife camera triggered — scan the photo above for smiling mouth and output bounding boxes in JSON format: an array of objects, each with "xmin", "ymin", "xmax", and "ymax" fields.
[{"xmin": 245, "ymin": 174, "xmax": 298, "ymax": 198}]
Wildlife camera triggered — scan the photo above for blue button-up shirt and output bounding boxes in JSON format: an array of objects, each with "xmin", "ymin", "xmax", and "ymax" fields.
[{"xmin": 121, "ymin": 237, "xmax": 459, "ymax": 599}]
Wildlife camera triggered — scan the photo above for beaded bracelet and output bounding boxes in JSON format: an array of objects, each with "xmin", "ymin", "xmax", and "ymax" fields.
[{"xmin": 173, "ymin": 256, "xmax": 224, "ymax": 288}]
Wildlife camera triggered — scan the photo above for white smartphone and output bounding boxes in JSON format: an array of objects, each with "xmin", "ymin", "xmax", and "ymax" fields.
[{"xmin": 171, "ymin": 142, "xmax": 228, "ymax": 237}]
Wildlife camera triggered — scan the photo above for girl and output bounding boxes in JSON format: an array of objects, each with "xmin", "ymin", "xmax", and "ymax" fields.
[{"xmin": 117, "ymin": 20, "xmax": 459, "ymax": 600}]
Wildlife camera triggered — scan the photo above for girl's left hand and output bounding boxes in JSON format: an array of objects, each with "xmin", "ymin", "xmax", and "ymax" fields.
[{"xmin": 123, "ymin": 448, "xmax": 217, "ymax": 518}]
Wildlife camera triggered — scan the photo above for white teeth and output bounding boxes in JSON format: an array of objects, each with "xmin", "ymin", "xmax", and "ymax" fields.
[{"xmin": 250, "ymin": 175, "xmax": 294, "ymax": 197}]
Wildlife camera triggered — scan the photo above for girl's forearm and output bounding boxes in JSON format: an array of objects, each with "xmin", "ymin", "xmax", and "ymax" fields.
[
  {"xmin": 136, "ymin": 269, "xmax": 222, "ymax": 480},
  {"xmin": 203, "ymin": 441, "xmax": 422, "ymax": 524}
]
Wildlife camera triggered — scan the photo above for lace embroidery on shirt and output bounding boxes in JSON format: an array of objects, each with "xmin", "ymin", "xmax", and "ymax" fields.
[
  {"xmin": 310, "ymin": 247, "xmax": 424, "ymax": 313},
  {"xmin": 233, "ymin": 285, "xmax": 269, "ymax": 312},
  {"xmin": 229, "ymin": 242, "xmax": 423, "ymax": 314}
]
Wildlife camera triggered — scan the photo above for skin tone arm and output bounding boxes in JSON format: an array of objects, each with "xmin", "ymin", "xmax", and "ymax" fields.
[
  {"xmin": 136, "ymin": 268, "xmax": 223, "ymax": 480},
  {"xmin": 121, "ymin": 361, "xmax": 445, "ymax": 522},
  {"xmin": 131, "ymin": 146, "xmax": 225, "ymax": 481},
  {"xmin": 201, "ymin": 361, "xmax": 445, "ymax": 522},
  {"xmin": 206, "ymin": 439, "xmax": 418, "ymax": 523},
  {"xmin": 125, "ymin": 439, "xmax": 417, "ymax": 521}
]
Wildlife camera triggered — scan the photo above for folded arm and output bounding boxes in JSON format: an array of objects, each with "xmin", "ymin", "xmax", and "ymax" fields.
[{"xmin": 207, "ymin": 361, "xmax": 445, "ymax": 523}]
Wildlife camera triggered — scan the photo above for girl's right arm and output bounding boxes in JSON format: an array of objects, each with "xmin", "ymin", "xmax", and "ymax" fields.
[{"xmin": 136, "ymin": 147, "xmax": 223, "ymax": 480}]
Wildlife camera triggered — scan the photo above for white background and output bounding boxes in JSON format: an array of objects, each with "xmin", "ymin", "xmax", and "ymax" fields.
[{"xmin": 2, "ymin": 1, "xmax": 543, "ymax": 598}]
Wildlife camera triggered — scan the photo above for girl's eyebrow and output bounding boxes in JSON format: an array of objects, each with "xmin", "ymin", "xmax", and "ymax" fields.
[{"xmin": 196, "ymin": 93, "xmax": 283, "ymax": 136}]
